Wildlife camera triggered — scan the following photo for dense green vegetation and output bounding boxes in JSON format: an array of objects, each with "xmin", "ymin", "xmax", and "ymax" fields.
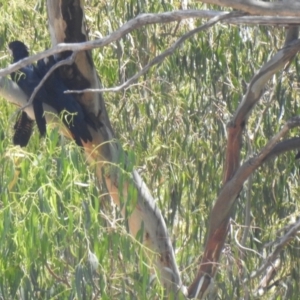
[{"xmin": 1, "ymin": 1, "xmax": 300, "ymax": 299}]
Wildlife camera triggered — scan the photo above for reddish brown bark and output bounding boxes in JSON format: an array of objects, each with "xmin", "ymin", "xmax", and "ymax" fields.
[
  {"xmin": 188, "ymin": 119, "xmax": 244, "ymax": 296},
  {"xmin": 188, "ymin": 39, "xmax": 300, "ymax": 299}
]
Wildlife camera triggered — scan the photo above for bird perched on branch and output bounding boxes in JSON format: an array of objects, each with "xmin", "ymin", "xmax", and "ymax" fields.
[
  {"xmin": 8, "ymin": 40, "xmax": 93, "ymax": 147},
  {"xmin": 8, "ymin": 41, "xmax": 47, "ymax": 145},
  {"xmin": 35, "ymin": 55, "xmax": 93, "ymax": 147}
]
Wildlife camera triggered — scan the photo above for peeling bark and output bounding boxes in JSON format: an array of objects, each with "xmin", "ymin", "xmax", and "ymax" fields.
[{"xmin": 46, "ymin": 0, "xmax": 185, "ymax": 296}]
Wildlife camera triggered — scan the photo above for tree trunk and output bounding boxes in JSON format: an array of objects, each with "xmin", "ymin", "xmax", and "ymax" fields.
[{"xmin": 46, "ymin": 0, "xmax": 185, "ymax": 297}]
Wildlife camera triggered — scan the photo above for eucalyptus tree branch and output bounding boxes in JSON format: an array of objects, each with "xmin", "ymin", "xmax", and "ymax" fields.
[
  {"xmin": 253, "ymin": 213, "xmax": 300, "ymax": 292},
  {"xmin": 229, "ymin": 16, "xmax": 300, "ymax": 26},
  {"xmin": 240, "ymin": 174, "xmax": 252, "ymax": 248},
  {"xmin": 212, "ymin": 117, "xmax": 300, "ymax": 235},
  {"xmin": 45, "ymin": 1, "xmax": 189, "ymax": 297},
  {"xmin": 45, "ymin": 262, "xmax": 71, "ymax": 288},
  {"xmin": 0, "ymin": 77, "xmax": 29, "ymax": 109},
  {"xmin": 188, "ymin": 38, "xmax": 300, "ymax": 299},
  {"xmin": 0, "ymin": 77, "xmax": 57, "ymax": 120},
  {"xmin": 200, "ymin": 0, "xmax": 300, "ymax": 17},
  {"xmin": 66, "ymin": 11, "xmax": 245, "ymax": 94},
  {"xmin": 249, "ymin": 218, "xmax": 300, "ymax": 280},
  {"xmin": 2, "ymin": 10, "xmax": 300, "ymax": 79},
  {"xmin": 0, "ymin": 76, "xmax": 82, "ymax": 138},
  {"xmin": 255, "ymin": 258, "xmax": 281, "ymax": 296},
  {"xmin": 0, "ymin": 10, "xmax": 229, "ymax": 77},
  {"xmin": 263, "ymin": 137, "xmax": 300, "ymax": 160},
  {"xmin": 233, "ymin": 40, "xmax": 300, "ymax": 125},
  {"xmin": 188, "ymin": 117, "xmax": 300, "ymax": 299}
]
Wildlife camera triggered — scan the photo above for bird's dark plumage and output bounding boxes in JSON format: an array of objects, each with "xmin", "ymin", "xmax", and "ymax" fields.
[
  {"xmin": 13, "ymin": 111, "xmax": 34, "ymax": 147},
  {"xmin": 8, "ymin": 41, "xmax": 47, "ymax": 140},
  {"xmin": 8, "ymin": 41, "xmax": 29, "ymax": 61},
  {"xmin": 35, "ymin": 56, "xmax": 93, "ymax": 146},
  {"xmin": 8, "ymin": 41, "xmax": 92, "ymax": 147}
]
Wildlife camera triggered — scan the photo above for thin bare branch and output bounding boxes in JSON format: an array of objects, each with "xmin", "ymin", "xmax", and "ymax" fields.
[
  {"xmin": 19, "ymin": 52, "xmax": 77, "ymax": 113},
  {"xmin": 2, "ymin": 11, "xmax": 300, "ymax": 79},
  {"xmin": 264, "ymin": 137, "xmax": 300, "ymax": 160},
  {"xmin": 255, "ymin": 258, "xmax": 281, "ymax": 296},
  {"xmin": 200, "ymin": 0, "xmax": 300, "ymax": 17},
  {"xmin": 233, "ymin": 39, "xmax": 300, "ymax": 125},
  {"xmin": 249, "ymin": 218, "xmax": 300, "ymax": 280},
  {"xmin": 229, "ymin": 16, "xmax": 300, "ymax": 26},
  {"xmin": 240, "ymin": 173, "xmax": 252, "ymax": 248},
  {"xmin": 66, "ymin": 11, "xmax": 246, "ymax": 94},
  {"xmin": 235, "ymin": 228, "xmax": 264, "ymax": 258},
  {"xmin": 45, "ymin": 261, "xmax": 71, "ymax": 288},
  {"xmin": 0, "ymin": 10, "xmax": 221, "ymax": 77}
]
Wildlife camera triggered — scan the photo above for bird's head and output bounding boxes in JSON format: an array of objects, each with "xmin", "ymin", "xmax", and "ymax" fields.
[{"xmin": 8, "ymin": 41, "xmax": 29, "ymax": 62}]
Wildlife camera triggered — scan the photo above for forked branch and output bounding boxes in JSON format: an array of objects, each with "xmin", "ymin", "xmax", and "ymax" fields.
[{"xmin": 188, "ymin": 39, "xmax": 300, "ymax": 299}]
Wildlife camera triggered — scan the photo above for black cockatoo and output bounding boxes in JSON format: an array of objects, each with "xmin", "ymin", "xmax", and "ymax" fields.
[
  {"xmin": 8, "ymin": 40, "xmax": 92, "ymax": 147},
  {"xmin": 35, "ymin": 55, "xmax": 93, "ymax": 146}
]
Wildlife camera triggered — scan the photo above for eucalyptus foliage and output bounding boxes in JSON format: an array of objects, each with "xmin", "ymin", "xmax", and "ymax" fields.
[{"xmin": 0, "ymin": 0, "xmax": 299, "ymax": 299}]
